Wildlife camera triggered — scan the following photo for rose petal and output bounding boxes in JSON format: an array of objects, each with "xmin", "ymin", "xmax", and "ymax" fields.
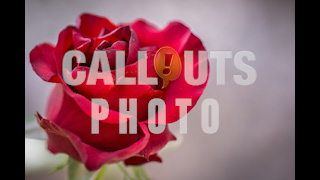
[
  {"xmin": 38, "ymin": 84, "xmax": 151, "ymax": 170},
  {"xmin": 124, "ymin": 154, "xmax": 162, "ymax": 166},
  {"xmin": 130, "ymin": 20, "xmax": 192, "ymax": 53},
  {"xmin": 54, "ymin": 26, "xmax": 77, "ymax": 75},
  {"xmin": 70, "ymin": 66, "xmax": 115, "ymax": 100},
  {"xmin": 131, "ymin": 19, "xmax": 209, "ymax": 124},
  {"xmin": 46, "ymin": 84, "xmax": 140, "ymax": 151},
  {"xmin": 161, "ymin": 34, "xmax": 209, "ymax": 124},
  {"xmin": 72, "ymin": 30, "xmax": 92, "ymax": 52},
  {"xmin": 37, "ymin": 112, "xmax": 150, "ymax": 171},
  {"xmin": 76, "ymin": 13, "xmax": 117, "ymax": 37},
  {"xmin": 104, "ymin": 84, "xmax": 163, "ymax": 121},
  {"xmin": 29, "ymin": 43, "xmax": 60, "ymax": 83},
  {"xmin": 69, "ymin": 62, "xmax": 162, "ymax": 122},
  {"xmin": 61, "ymin": 78, "xmax": 131, "ymax": 124},
  {"xmin": 139, "ymin": 125, "xmax": 176, "ymax": 159},
  {"xmin": 96, "ymin": 26, "xmax": 139, "ymax": 64},
  {"xmin": 36, "ymin": 112, "xmax": 84, "ymax": 161},
  {"xmin": 105, "ymin": 40, "xmax": 129, "ymax": 69},
  {"xmin": 46, "ymin": 80, "xmax": 65, "ymax": 121}
]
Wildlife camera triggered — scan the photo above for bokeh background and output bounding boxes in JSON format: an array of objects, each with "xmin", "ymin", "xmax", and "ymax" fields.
[{"xmin": 25, "ymin": 0, "xmax": 295, "ymax": 179}]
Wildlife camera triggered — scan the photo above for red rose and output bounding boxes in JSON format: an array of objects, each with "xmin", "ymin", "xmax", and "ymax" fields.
[{"xmin": 30, "ymin": 13, "xmax": 209, "ymax": 171}]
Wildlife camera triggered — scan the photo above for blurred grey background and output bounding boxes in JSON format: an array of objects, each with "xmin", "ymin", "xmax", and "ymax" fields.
[{"xmin": 25, "ymin": 0, "xmax": 295, "ymax": 179}]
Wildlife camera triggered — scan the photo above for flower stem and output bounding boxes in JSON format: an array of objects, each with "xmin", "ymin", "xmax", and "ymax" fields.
[
  {"xmin": 131, "ymin": 166, "xmax": 151, "ymax": 180},
  {"xmin": 93, "ymin": 164, "xmax": 108, "ymax": 180},
  {"xmin": 117, "ymin": 163, "xmax": 136, "ymax": 180}
]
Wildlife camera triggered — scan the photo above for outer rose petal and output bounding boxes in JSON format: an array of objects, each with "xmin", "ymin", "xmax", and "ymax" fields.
[
  {"xmin": 139, "ymin": 125, "xmax": 176, "ymax": 159},
  {"xmin": 54, "ymin": 26, "xmax": 77, "ymax": 75},
  {"xmin": 49, "ymin": 66, "xmax": 129, "ymax": 125},
  {"xmin": 161, "ymin": 34, "xmax": 209, "ymax": 124},
  {"xmin": 130, "ymin": 20, "xmax": 192, "ymax": 53},
  {"xmin": 29, "ymin": 43, "xmax": 60, "ymax": 83},
  {"xmin": 38, "ymin": 84, "xmax": 151, "ymax": 171},
  {"xmin": 76, "ymin": 13, "xmax": 117, "ymax": 37},
  {"xmin": 131, "ymin": 19, "xmax": 210, "ymax": 124},
  {"xmin": 37, "ymin": 113, "xmax": 150, "ymax": 171},
  {"xmin": 124, "ymin": 154, "xmax": 162, "ymax": 166},
  {"xmin": 46, "ymin": 84, "xmax": 142, "ymax": 151}
]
